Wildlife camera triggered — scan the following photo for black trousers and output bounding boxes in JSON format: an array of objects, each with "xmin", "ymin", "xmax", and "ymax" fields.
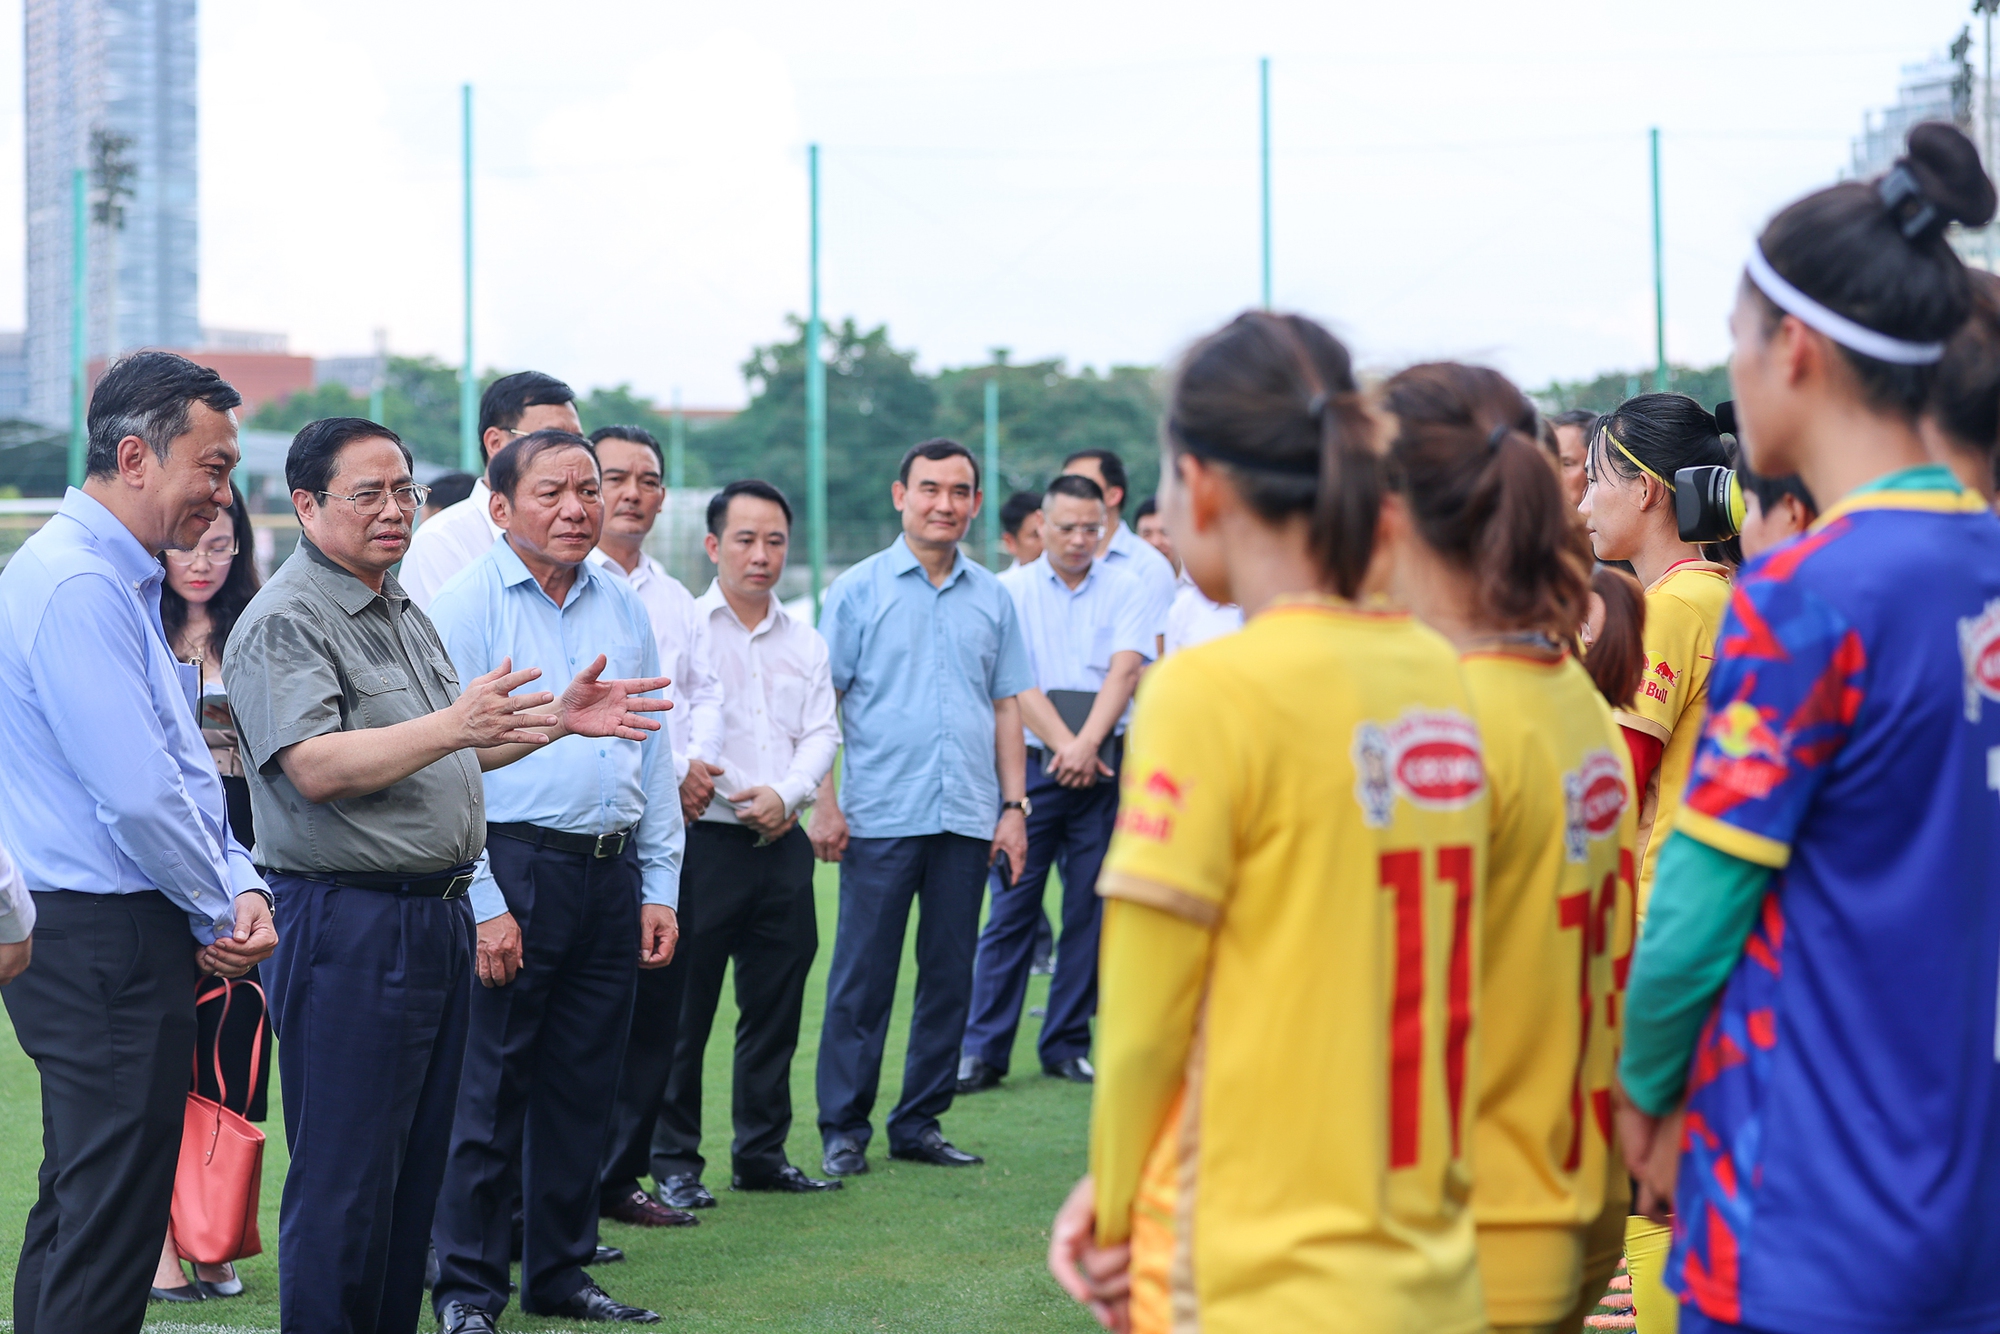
[
  {"xmin": 432, "ymin": 834, "xmax": 640, "ymax": 1317},
  {"xmin": 816, "ymin": 832, "xmax": 989, "ymax": 1154},
  {"xmin": 598, "ymin": 908, "xmax": 690, "ymax": 1207},
  {"xmin": 4, "ymin": 890, "xmax": 200, "ymax": 1334},
  {"xmin": 651, "ymin": 822, "xmax": 817, "ymax": 1182},
  {"xmin": 266, "ymin": 874, "xmax": 474, "ymax": 1334}
]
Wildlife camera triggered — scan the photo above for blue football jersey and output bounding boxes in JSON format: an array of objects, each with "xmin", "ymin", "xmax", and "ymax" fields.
[{"xmin": 1667, "ymin": 481, "xmax": 2000, "ymax": 1333}]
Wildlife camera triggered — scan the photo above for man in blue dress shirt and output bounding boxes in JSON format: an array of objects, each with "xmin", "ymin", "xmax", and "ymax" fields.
[
  {"xmin": 0, "ymin": 352, "xmax": 276, "ymax": 1334},
  {"xmin": 958, "ymin": 473, "xmax": 1150, "ymax": 1095},
  {"xmin": 1058, "ymin": 448, "xmax": 1177, "ymax": 658},
  {"xmin": 808, "ymin": 439, "xmax": 1034, "ymax": 1176},
  {"xmin": 427, "ymin": 431, "xmax": 683, "ymax": 1333}
]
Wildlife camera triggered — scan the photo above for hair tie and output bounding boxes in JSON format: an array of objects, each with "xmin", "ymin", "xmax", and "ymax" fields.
[
  {"xmin": 1487, "ymin": 423, "xmax": 1510, "ymax": 453},
  {"xmin": 1876, "ymin": 163, "xmax": 1939, "ymax": 241},
  {"xmin": 1305, "ymin": 392, "xmax": 1329, "ymax": 423}
]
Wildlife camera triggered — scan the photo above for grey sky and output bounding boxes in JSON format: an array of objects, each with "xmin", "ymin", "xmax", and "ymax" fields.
[{"xmin": 0, "ymin": 0, "xmax": 1981, "ymax": 405}]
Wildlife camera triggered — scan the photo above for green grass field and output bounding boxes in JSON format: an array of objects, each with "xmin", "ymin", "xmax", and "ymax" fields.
[{"xmin": 0, "ymin": 864, "xmax": 1100, "ymax": 1332}]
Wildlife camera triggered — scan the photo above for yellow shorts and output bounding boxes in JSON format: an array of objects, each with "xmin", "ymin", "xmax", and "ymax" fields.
[{"xmin": 1624, "ymin": 1215, "xmax": 1678, "ymax": 1334}]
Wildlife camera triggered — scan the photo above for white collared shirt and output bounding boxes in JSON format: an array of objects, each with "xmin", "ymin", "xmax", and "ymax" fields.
[
  {"xmin": 694, "ymin": 581, "xmax": 841, "ymax": 825},
  {"xmin": 1099, "ymin": 520, "xmax": 1177, "ymax": 645},
  {"xmin": 998, "ymin": 554, "xmax": 1152, "ymax": 745},
  {"xmin": 1166, "ymin": 569, "xmax": 1244, "ymax": 655},
  {"xmin": 400, "ymin": 480, "xmax": 503, "ymax": 611},
  {"xmin": 589, "ymin": 549, "xmax": 725, "ymax": 783},
  {"xmin": 0, "ymin": 838, "xmax": 35, "ymax": 945}
]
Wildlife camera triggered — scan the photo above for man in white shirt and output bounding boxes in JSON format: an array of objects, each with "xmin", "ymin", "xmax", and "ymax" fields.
[
  {"xmin": 958, "ymin": 474, "xmax": 1149, "ymax": 1094},
  {"xmin": 1136, "ymin": 495, "xmax": 1245, "ymax": 654},
  {"xmin": 399, "ymin": 372, "xmax": 580, "ymax": 610},
  {"xmin": 650, "ymin": 480, "xmax": 843, "ymax": 1208},
  {"xmin": 1058, "ymin": 449, "xmax": 1175, "ymax": 657},
  {"xmin": 586, "ymin": 425, "xmax": 731, "ymax": 1231}
]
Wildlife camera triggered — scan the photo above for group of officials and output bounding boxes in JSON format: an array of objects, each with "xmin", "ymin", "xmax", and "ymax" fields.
[{"xmin": 0, "ymin": 348, "xmax": 1228, "ymax": 1334}]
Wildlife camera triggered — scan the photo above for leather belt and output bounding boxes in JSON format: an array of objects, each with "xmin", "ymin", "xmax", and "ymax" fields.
[
  {"xmin": 487, "ymin": 821, "xmax": 633, "ymax": 859},
  {"xmin": 261, "ymin": 864, "xmax": 475, "ymax": 899}
]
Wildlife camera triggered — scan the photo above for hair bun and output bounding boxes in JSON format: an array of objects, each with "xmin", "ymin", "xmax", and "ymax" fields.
[{"xmin": 1897, "ymin": 121, "xmax": 1998, "ymax": 234}]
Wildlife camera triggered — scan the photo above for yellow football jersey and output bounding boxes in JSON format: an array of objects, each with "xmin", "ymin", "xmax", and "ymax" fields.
[
  {"xmin": 1094, "ymin": 597, "xmax": 1491, "ymax": 1334},
  {"xmin": 1614, "ymin": 560, "xmax": 1730, "ymax": 911},
  {"xmin": 1459, "ymin": 651, "xmax": 1638, "ymax": 1325}
]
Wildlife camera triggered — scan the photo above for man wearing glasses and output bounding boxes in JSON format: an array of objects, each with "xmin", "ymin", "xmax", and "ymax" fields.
[
  {"xmin": 224, "ymin": 418, "xmax": 670, "ymax": 1334},
  {"xmin": 400, "ymin": 371, "xmax": 580, "ymax": 610},
  {"xmin": 957, "ymin": 474, "xmax": 1150, "ymax": 1094},
  {"xmin": 583, "ymin": 425, "xmax": 727, "ymax": 1230}
]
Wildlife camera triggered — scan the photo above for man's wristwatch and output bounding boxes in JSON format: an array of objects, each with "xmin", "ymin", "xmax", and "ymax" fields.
[{"xmin": 1002, "ymin": 798, "xmax": 1032, "ymax": 818}]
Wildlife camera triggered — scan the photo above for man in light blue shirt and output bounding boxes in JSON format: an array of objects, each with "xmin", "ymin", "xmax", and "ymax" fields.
[
  {"xmin": 808, "ymin": 439, "xmax": 1034, "ymax": 1175},
  {"xmin": 0, "ymin": 352, "xmax": 275, "ymax": 1334},
  {"xmin": 1059, "ymin": 447, "xmax": 1177, "ymax": 657},
  {"xmin": 426, "ymin": 430, "xmax": 681, "ymax": 1332},
  {"xmin": 960, "ymin": 474, "xmax": 1150, "ymax": 1097}
]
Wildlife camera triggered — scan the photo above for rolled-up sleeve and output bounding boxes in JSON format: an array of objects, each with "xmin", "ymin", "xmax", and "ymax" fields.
[
  {"xmin": 224, "ymin": 610, "xmax": 348, "ymax": 775},
  {"xmin": 33, "ymin": 574, "xmax": 235, "ymax": 942},
  {"xmin": 0, "ymin": 838, "xmax": 36, "ymax": 945}
]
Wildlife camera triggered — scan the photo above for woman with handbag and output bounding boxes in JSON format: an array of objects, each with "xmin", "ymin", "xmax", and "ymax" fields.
[{"xmin": 149, "ymin": 485, "xmax": 272, "ymax": 1304}]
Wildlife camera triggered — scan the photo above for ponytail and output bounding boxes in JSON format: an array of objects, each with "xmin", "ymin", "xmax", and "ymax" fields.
[
  {"xmin": 1381, "ymin": 362, "xmax": 1590, "ymax": 643},
  {"xmin": 1167, "ymin": 311, "xmax": 1381, "ymax": 598}
]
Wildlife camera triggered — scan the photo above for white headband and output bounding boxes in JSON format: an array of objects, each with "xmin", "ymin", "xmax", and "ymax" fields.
[{"xmin": 1744, "ymin": 246, "xmax": 1946, "ymax": 366}]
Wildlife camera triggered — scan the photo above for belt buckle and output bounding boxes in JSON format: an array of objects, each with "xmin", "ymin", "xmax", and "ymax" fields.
[
  {"xmin": 443, "ymin": 873, "xmax": 474, "ymax": 899},
  {"xmin": 592, "ymin": 831, "xmax": 627, "ymax": 859}
]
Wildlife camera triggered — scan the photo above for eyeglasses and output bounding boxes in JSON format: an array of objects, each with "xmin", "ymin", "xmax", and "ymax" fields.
[
  {"xmin": 316, "ymin": 484, "xmax": 431, "ymax": 516},
  {"xmin": 164, "ymin": 540, "xmax": 240, "ymax": 566},
  {"xmin": 1049, "ymin": 523, "xmax": 1104, "ymax": 540}
]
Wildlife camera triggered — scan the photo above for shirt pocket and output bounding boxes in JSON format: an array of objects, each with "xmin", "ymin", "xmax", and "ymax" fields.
[
  {"xmin": 598, "ymin": 638, "xmax": 645, "ymax": 683},
  {"xmin": 1088, "ymin": 622, "xmax": 1115, "ymax": 674},
  {"xmin": 350, "ymin": 664, "xmax": 414, "ymax": 728},
  {"xmin": 771, "ymin": 674, "xmax": 810, "ymax": 737}
]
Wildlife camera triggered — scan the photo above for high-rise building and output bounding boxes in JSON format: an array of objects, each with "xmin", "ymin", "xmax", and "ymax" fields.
[{"xmin": 23, "ymin": 0, "xmax": 200, "ymax": 427}]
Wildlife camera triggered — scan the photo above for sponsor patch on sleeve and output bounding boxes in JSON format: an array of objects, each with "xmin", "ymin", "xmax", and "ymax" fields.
[{"xmin": 1562, "ymin": 749, "xmax": 1629, "ymax": 862}]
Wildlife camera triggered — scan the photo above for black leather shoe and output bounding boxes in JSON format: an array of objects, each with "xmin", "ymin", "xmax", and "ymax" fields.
[
  {"xmin": 956, "ymin": 1054, "xmax": 1004, "ymax": 1094},
  {"xmin": 594, "ymin": 1244, "xmax": 624, "ymax": 1264},
  {"xmin": 1044, "ymin": 1056, "xmax": 1096, "ymax": 1084},
  {"xmin": 542, "ymin": 1279, "xmax": 660, "ymax": 1324},
  {"xmin": 149, "ymin": 1283, "xmax": 205, "ymax": 1304},
  {"xmin": 657, "ymin": 1173, "xmax": 717, "ymax": 1209},
  {"xmin": 889, "ymin": 1128, "xmax": 984, "ymax": 1166},
  {"xmin": 733, "ymin": 1163, "xmax": 844, "ymax": 1193},
  {"xmin": 602, "ymin": 1188, "xmax": 699, "ymax": 1227},
  {"xmin": 437, "ymin": 1299, "xmax": 498, "ymax": 1334},
  {"xmin": 822, "ymin": 1140, "xmax": 869, "ymax": 1177}
]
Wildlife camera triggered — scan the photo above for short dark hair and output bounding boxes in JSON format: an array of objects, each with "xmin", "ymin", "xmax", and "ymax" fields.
[
  {"xmin": 488, "ymin": 429, "xmax": 596, "ymax": 501},
  {"xmin": 427, "ymin": 471, "xmax": 479, "ymax": 510},
  {"xmin": 1045, "ymin": 473, "xmax": 1105, "ymax": 506},
  {"xmin": 898, "ymin": 437, "xmax": 980, "ymax": 490},
  {"xmin": 1742, "ymin": 466, "xmax": 1818, "ymax": 518},
  {"xmin": 1133, "ymin": 496, "xmax": 1158, "ymax": 521},
  {"xmin": 479, "ymin": 370, "xmax": 576, "ymax": 437},
  {"xmin": 589, "ymin": 424, "xmax": 664, "ymax": 471},
  {"xmin": 287, "ymin": 417, "xmax": 412, "ymax": 498},
  {"xmin": 999, "ymin": 491, "xmax": 1042, "ymax": 537},
  {"xmin": 1060, "ymin": 448, "xmax": 1128, "ymax": 504},
  {"xmin": 85, "ymin": 352, "xmax": 244, "ymax": 478},
  {"xmin": 705, "ymin": 479, "xmax": 794, "ymax": 535}
]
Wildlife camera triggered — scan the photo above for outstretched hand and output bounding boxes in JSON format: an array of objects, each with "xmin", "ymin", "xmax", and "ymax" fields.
[{"xmin": 558, "ymin": 655, "xmax": 674, "ymax": 741}]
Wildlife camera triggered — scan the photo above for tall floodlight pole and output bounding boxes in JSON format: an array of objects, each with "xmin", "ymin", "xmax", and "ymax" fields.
[
  {"xmin": 1260, "ymin": 57, "xmax": 1272, "ymax": 310},
  {"xmin": 460, "ymin": 83, "xmax": 479, "ymax": 472},
  {"xmin": 983, "ymin": 377, "xmax": 1000, "ymax": 565},
  {"xmin": 369, "ymin": 327, "xmax": 387, "ymax": 425},
  {"xmin": 1650, "ymin": 127, "xmax": 1667, "ymax": 392},
  {"xmin": 806, "ymin": 144, "xmax": 828, "ymax": 620},
  {"xmin": 669, "ymin": 386, "xmax": 686, "ymax": 575},
  {"xmin": 68, "ymin": 169, "xmax": 87, "ymax": 487},
  {"xmin": 1979, "ymin": 0, "xmax": 1998, "ymax": 266}
]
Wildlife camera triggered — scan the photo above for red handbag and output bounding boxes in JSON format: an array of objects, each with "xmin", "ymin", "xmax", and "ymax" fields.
[{"xmin": 171, "ymin": 977, "xmax": 267, "ymax": 1265}]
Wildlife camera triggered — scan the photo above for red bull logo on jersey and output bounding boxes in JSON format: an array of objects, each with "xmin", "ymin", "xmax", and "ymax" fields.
[
  {"xmin": 1959, "ymin": 598, "xmax": 2000, "ymax": 723},
  {"xmin": 1351, "ymin": 709, "xmax": 1486, "ymax": 828},
  {"xmin": 1142, "ymin": 768, "xmax": 1187, "ymax": 808},
  {"xmin": 1643, "ymin": 655, "xmax": 1680, "ymax": 703},
  {"xmin": 1562, "ymin": 749, "xmax": 1628, "ymax": 862}
]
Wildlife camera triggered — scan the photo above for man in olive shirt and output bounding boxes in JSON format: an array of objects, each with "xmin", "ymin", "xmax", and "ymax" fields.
[{"xmin": 224, "ymin": 417, "xmax": 671, "ymax": 1334}]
